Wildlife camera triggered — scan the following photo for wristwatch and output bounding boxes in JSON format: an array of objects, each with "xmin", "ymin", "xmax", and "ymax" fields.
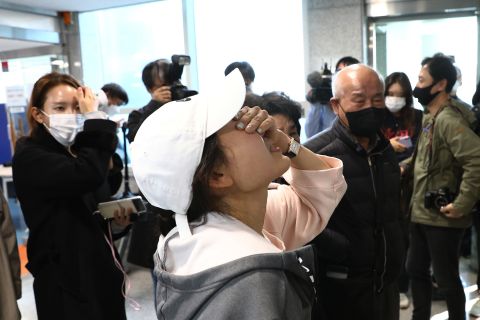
[{"xmin": 283, "ymin": 137, "xmax": 301, "ymax": 158}]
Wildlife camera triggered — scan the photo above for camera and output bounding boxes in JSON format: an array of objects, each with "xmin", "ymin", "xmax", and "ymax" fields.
[
  {"xmin": 165, "ymin": 54, "xmax": 198, "ymax": 101},
  {"xmin": 424, "ymin": 187, "xmax": 455, "ymax": 209}
]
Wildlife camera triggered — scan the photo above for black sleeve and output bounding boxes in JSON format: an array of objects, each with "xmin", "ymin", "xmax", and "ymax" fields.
[
  {"xmin": 126, "ymin": 109, "xmax": 143, "ymax": 143},
  {"xmin": 303, "ymin": 130, "xmax": 335, "ymax": 153},
  {"xmin": 13, "ymin": 119, "xmax": 117, "ymax": 199},
  {"xmin": 473, "ymin": 81, "xmax": 480, "ymax": 106},
  {"xmin": 127, "ymin": 100, "xmax": 165, "ymax": 142}
]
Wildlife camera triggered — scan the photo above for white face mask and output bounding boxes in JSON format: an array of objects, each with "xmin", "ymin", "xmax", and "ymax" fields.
[
  {"xmin": 96, "ymin": 90, "xmax": 109, "ymax": 107},
  {"xmin": 385, "ymin": 96, "xmax": 406, "ymax": 113},
  {"xmin": 41, "ymin": 111, "xmax": 85, "ymax": 147},
  {"xmin": 451, "ymin": 80, "xmax": 461, "ymax": 94}
]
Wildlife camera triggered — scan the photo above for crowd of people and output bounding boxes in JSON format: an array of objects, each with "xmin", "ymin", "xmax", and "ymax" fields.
[{"xmin": 2, "ymin": 52, "xmax": 480, "ymax": 320}]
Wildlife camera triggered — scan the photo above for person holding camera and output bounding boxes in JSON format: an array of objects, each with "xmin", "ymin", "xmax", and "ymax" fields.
[
  {"xmin": 126, "ymin": 59, "xmax": 172, "ymax": 142},
  {"xmin": 304, "ymin": 67, "xmax": 336, "ymax": 138},
  {"xmin": 12, "ymin": 72, "xmax": 132, "ymax": 320},
  {"xmin": 127, "ymin": 57, "xmax": 197, "ymax": 143},
  {"xmin": 304, "ymin": 64, "xmax": 405, "ymax": 320},
  {"xmin": 404, "ymin": 54, "xmax": 480, "ymax": 320}
]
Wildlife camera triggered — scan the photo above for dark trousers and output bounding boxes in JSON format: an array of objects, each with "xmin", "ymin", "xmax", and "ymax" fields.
[
  {"xmin": 315, "ymin": 277, "xmax": 399, "ymax": 320},
  {"xmin": 406, "ymin": 223, "xmax": 466, "ymax": 320},
  {"xmin": 33, "ymin": 264, "xmax": 127, "ymax": 320},
  {"xmin": 398, "ymin": 216, "xmax": 410, "ymax": 293},
  {"xmin": 474, "ymin": 212, "xmax": 480, "ymax": 287}
]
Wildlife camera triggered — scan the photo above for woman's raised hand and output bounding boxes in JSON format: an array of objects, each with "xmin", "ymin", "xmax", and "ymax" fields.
[
  {"xmin": 76, "ymin": 86, "xmax": 97, "ymax": 114},
  {"xmin": 234, "ymin": 106, "xmax": 290, "ymax": 153}
]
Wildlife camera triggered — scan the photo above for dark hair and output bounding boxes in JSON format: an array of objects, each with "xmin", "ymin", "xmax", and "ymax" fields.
[
  {"xmin": 261, "ymin": 91, "xmax": 302, "ymax": 134},
  {"xmin": 155, "ymin": 134, "xmax": 227, "ymax": 236},
  {"xmin": 243, "ymin": 93, "xmax": 263, "ymax": 107},
  {"xmin": 141, "ymin": 59, "xmax": 170, "ymax": 91},
  {"xmin": 101, "ymin": 83, "xmax": 129, "ymax": 104},
  {"xmin": 384, "ymin": 72, "xmax": 416, "ymax": 135},
  {"xmin": 473, "ymin": 80, "xmax": 480, "ymax": 106},
  {"xmin": 335, "ymin": 56, "xmax": 360, "ymax": 72},
  {"xmin": 307, "ymin": 71, "xmax": 323, "ymax": 88},
  {"xmin": 27, "ymin": 72, "xmax": 81, "ymax": 135},
  {"xmin": 224, "ymin": 61, "xmax": 255, "ymax": 83},
  {"xmin": 420, "ymin": 53, "xmax": 456, "ymax": 93}
]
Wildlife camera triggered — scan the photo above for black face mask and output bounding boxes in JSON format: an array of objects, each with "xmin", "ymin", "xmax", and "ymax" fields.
[
  {"xmin": 344, "ymin": 107, "xmax": 386, "ymax": 137},
  {"xmin": 413, "ymin": 82, "xmax": 439, "ymax": 107}
]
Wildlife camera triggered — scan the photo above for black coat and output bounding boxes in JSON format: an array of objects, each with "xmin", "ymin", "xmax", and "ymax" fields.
[
  {"xmin": 12, "ymin": 120, "xmax": 126, "ymax": 320},
  {"xmin": 126, "ymin": 99, "xmax": 164, "ymax": 143},
  {"xmin": 305, "ymin": 119, "xmax": 405, "ymax": 287}
]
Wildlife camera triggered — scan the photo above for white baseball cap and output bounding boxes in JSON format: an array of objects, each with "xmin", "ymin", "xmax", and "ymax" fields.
[{"xmin": 130, "ymin": 69, "xmax": 246, "ymax": 238}]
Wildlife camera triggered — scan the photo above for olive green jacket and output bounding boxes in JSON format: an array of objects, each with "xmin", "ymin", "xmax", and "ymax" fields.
[{"xmin": 411, "ymin": 98, "xmax": 480, "ymax": 228}]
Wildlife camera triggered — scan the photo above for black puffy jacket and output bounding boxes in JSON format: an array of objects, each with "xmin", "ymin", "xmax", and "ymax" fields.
[{"xmin": 304, "ymin": 119, "xmax": 405, "ymax": 290}]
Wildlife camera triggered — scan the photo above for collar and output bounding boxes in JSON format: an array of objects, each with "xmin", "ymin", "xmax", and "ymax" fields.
[
  {"xmin": 332, "ymin": 119, "xmax": 386, "ymax": 155},
  {"xmin": 31, "ymin": 125, "xmax": 70, "ymax": 154}
]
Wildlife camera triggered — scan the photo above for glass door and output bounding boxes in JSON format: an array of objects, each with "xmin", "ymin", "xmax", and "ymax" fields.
[{"xmin": 369, "ymin": 14, "xmax": 478, "ymax": 106}]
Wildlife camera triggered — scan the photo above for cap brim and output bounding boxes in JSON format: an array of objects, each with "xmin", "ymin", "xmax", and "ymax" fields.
[{"xmin": 205, "ymin": 68, "xmax": 246, "ymax": 137}]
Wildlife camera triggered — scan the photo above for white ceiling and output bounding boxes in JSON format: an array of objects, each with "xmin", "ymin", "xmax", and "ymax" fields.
[
  {"xmin": 0, "ymin": 0, "xmax": 156, "ymax": 13},
  {"xmin": 0, "ymin": 0, "xmax": 156, "ymax": 54}
]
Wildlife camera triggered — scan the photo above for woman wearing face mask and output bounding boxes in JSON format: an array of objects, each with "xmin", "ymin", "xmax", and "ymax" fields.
[
  {"xmin": 382, "ymin": 72, "xmax": 423, "ymax": 162},
  {"xmin": 12, "ymin": 73, "xmax": 130, "ymax": 320},
  {"xmin": 381, "ymin": 72, "xmax": 423, "ymax": 310}
]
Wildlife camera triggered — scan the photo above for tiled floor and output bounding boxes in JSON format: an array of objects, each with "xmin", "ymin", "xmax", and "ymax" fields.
[
  {"xmin": 18, "ymin": 263, "xmax": 158, "ymax": 320},
  {"xmin": 399, "ymin": 257, "xmax": 480, "ymax": 320},
  {"xmin": 10, "ymin": 192, "xmax": 480, "ymax": 320},
  {"xmin": 16, "ymin": 256, "xmax": 480, "ymax": 320}
]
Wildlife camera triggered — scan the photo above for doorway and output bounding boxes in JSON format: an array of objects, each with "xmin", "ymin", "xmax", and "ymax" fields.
[{"xmin": 370, "ymin": 15, "xmax": 478, "ymax": 106}]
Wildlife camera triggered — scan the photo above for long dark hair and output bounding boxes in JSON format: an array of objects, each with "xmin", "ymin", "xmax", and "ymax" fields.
[
  {"xmin": 384, "ymin": 72, "xmax": 416, "ymax": 135},
  {"xmin": 154, "ymin": 133, "xmax": 227, "ymax": 236}
]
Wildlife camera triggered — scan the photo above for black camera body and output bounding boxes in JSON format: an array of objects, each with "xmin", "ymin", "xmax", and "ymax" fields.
[
  {"xmin": 424, "ymin": 187, "xmax": 455, "ymax": 209},
  {"xmin": 165, "ymin": 54, "xmax": 198, "ymax": 101}
]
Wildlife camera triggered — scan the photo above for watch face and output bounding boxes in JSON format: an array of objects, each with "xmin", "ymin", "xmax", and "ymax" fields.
[
  {"xmin": 285, "ymin": 138, "xmax": 300, "ymax": 158},
  {"xmin": 290, "ymin": 140, "xmax": 301, "ymax": 154}
]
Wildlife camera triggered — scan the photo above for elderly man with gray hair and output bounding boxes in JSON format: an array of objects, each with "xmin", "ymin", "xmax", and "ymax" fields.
[{"xmin": 305, "ymin": 64, "xmax": 405, "ymax": 320}]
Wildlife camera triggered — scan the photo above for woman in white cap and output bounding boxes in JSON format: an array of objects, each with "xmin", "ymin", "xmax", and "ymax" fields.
[{"xmin": 131, "ymin": 69, "xmax": 347, "ymax": 319}]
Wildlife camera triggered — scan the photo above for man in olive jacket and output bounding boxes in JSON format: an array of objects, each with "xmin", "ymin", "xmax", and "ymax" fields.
[{"xmin": 406, "ymin": 54, "xmax": 480, "ymax": 320}]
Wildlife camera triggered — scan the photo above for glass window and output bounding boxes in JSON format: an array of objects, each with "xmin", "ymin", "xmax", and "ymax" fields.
[
  {"xmin": 193, "ymin": 0, "xmax": 306, "ymax": 101},
  {"xmin": 79, "ymin": 0, "xmax": 186, "ymax": 110},
  {"xmin": 79, "ymin": 0, "xmax": 186, "ymax": 167}
]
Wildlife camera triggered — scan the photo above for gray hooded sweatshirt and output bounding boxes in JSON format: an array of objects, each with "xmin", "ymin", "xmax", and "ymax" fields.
[{"xmin": 154, "ymin": 245, "xmax": 316, "ymax": 320}]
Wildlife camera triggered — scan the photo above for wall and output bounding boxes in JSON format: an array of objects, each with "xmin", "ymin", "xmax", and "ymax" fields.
[{"xmin": 305, "ymin": 0, "xmax": 364, "ymax": 73}]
